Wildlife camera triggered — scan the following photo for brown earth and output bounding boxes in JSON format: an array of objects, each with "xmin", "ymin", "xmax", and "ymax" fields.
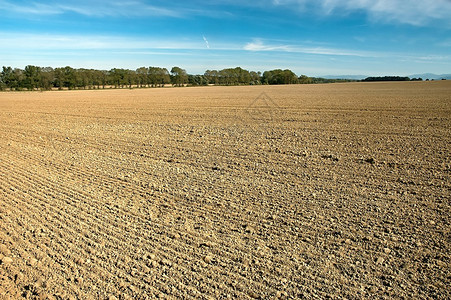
[{"xmin": 0, "ymin": 82, "xmax": 450, "ymax": 299}]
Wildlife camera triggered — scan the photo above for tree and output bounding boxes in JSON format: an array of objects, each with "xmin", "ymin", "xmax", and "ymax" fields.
[
  {"xmin": 77, "ymin": 69, "xmax": 90, "ymax": 89},
  {"xmin": 147, "ymin": 67, "xmax": 170, "ymax": 87},
  {"xmin": 40, "ymin": 67, "xmax": 54, "ymax": 90},
  {"xmin": 148, "ymin": 67, "xmax": 159, "ymax": 87},
  {"xmin": 250, "ymin": 71, "xmax": 261, "ymax": 85},
  {"xmin": 24, "ymin": 65, "xmax": 41, "ymax": 90},
  {"xmin": 109, "ymin": 68, "xmax": 128, "ymax": 88},
  {"xmin": 170, "ymin": 66, "xmax": 188, "ymax": 87},
  {"xmin": 96, "ymin": 70, "xmax": 108, "ymax": 89},
  {"xmin": 188, "ymin": 74, "xmax": 208, "ymax": 86},
  {"xmin": 136, "ymin": 67, "xmax": 149, "ymax": 88},
  {"xmin": 262, "ymin": 69, "xmax": 298, "ymax": 85},
  {"xmin": 204, "ymin": 70, "xmax": 219, "ymax": 85},
  {"xmin": 126, "ymin": 69, "xmax": 137, "ymax": 88},
  {"xmin": 61, "ymin": 66, "xmax": 77, "ymax": 89},
  {"xmin": 298, "ymin": 75, "xmax": 313, "ymax": 84},
  {"xmin": 52, "ymin": 68, "xmax": 62, "ymax": 89},
  {"xmin": 1, "ymin": 67, "xmax": 14, "ymax": 90},
  {"xmin": 158, "ymin": 68, "xmax": 171, "ymax": 87},
  {"xmin": 362, "ymin": 76, "xmax": 410, "ymax": 82}
]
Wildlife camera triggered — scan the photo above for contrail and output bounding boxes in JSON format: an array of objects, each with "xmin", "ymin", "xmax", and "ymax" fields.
[{"xmin": 203, "ymin": 35, "xmax": 210, "ymax": 49}]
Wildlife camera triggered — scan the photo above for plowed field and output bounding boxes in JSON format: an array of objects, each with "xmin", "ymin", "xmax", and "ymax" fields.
[{"xmin": 0, "ymin": 82, "xmax": 450, "ymax": 299}]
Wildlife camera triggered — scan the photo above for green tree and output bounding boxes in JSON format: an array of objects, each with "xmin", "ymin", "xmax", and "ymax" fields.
[
  {"xmin": 204, "ymin": 70, "xmax": 219, "ymax": 85},
  {"xmin": 126, "ymin": 69, "xmax": 137, "ymax": 88},
  {"xmin": 39, "ymin": 67, "xmax": 54, "ymax": 90},
  {"xmin": 250, "ymin": 71, "xmax": 261, "ymax": 85},
  {"xmin": 158, "ymin": 68, "xmax": 171, "ymax": 87},
  {"xmin": 148, "ymin": 67, "xmax": 159, "ymax": 87},
  {"xmin": 148, "ymin": 67, "xmax": 171, "ymax": 87},
  {"xmin": 96, "ymin": 70, "xmax": 108, "ymax": 89},
  {"xmin": 1, "ymin": 67, "xmax": 14, "ymax": 90},
  {"xmin": 170, "ymin": 66, "xmax": 188, "ymax": 87},
  {"xmin": 53, "ymin": 68, "xmax": 64, "ymax": 90},
  {"xmin": 298, "ymin": 75, "xmax": 312, "ymax": 84},
  {"xmin": 24, "ymin": 65, "xmax": 41, "ymax": 90},
  {"xmin": 188, "ymin": 74, "xmax": 208, "ymax": 86},
  {"xmin": 136, "ymin": 67, "xmax": 149, "ymax": 88},
  {"xmin": 62, "ymin": 66, "xmax": 77, "ymax": 89},
  {"xmin": 109, "ymin": 68, "xmax": 129, "ymax": 88},
  {"xmin": 262, "ymin": 69, "xmax": 298, "ymax": 85}
]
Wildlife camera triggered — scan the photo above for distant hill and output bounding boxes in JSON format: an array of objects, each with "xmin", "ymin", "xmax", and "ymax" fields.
[
  {"xmin": 321, "ymin": 75, "xmax": 367, "ymax": 80},
  {"xmin": 321, "ymin": 73, "xmax": 451, "ymax": 80},
  {"xmin": 408, "ymin": 73, "xmax": 451, "ymax": 80}
]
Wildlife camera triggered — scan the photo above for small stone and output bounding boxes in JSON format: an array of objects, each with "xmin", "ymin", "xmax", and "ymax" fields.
[
  {"xmin": 160, "ymin": 259, "xmax": 172, "ymax": 267},
  {"xmin": 75, "ymin": 257, "xmax": 85, "ymax": 265},
  {"xmin": 436, "ymin": 260, "xmax": 446, "ymax": 268},
  {"xmin": 28, "ymin": 258, "xmax": 38, "ymax": 266},
  {"xmin": 384, "ymin": 248, "xmax": 391, "ymax": 254},
  {"xmin": 35, "ymin": 278, "xmax": 46, "ymax": 288},
  {"xmin": 276, "ymin": 291, "xmax": 288, "ymax": 299},
  {"xmin": 36, "ymin": 292, "xmax": 51, "ymax": 300},
  {"xmin": 75, "ymin": 277, "xmax": 83, "ymax": 285},
  {"xmin": 365, "ymin": 158, "xmax": 375, "ymax": 164},
  {"xmin": 1, "ymin": 257, "xmax": 13, "ymax": 264},
  {"xmin": 376, "ymin": 257, "xmax": 384, "ymax": 265},
  {"xmin": 345, "ymin": 239, "xmax": 352, "ymax": 245},
  {"xmin": 245, "ymin": 225, "xmax": 254, "ymax": 234},
  {"xmin": 247, "ymin": 290, "xmax": 259, "ymax": 299},
  {"xmin": 14, "ymin": 272, "xmax": 24, "ymax": 283},
  {"xmin": 203, "ymin": 255, "xmax": 213, "ymax": 264},
  {"xmin": 142, "ymin": 265, "xmax": 151, "ymax": 273},
  {"xmin": 150, "ymin": 260, "xmax": 158, "ymax": 268},
  {"xmin": 0, "ymin": 244, "xmax": 11, "ymax": 256},
  {"xmin": 168, "ymin": 232, "xmax": 180, "ymax": 239}
]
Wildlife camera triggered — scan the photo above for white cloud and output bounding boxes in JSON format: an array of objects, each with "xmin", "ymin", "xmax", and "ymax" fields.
[
  {"xmin": 202, "ymin": 35, "xmax": 210, "ymax": 49},
  {"xmin": 0, "ymin": 0, "xmax": 181, "ymax": 17},
  {"xmin": 244, "ymin": 39, "xmax": 380, "ymax": 57},
  {"xmin": 273, "ymin": 0, "xmax": 451, "ymax": 27},
  {"xmin": 0, "ymin": 0, "xmax": 61, "ymax": 15},
  {"xmin": 244, "ymin": 39, "xmax": 291, "ymax": 51},
  {"xmin": 0, "ymin": 32, "xmax": 205, "ymax": 50}
]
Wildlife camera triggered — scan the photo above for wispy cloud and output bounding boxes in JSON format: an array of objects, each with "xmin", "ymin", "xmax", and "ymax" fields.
[
  {"xmin": 0, "ymin": 0, "xmax": 61, "ymax": 15},
  {"xmin": 202, "ymin": 35, "xmax": 210, "ymax": 49},
  {"xmin": 243, "ymin": 38, "xmax": 451, "ymax": 66},
  {"xmin": 0, "ymin": 0, "xmax": 181, "ymax": 17},
  {"xmin": 244, "ymin": 39, "xmax": 379, "ymax": 57},
  {"xmin": 244, "ymin": 39, "xmax": 290, "ymax": 52},
  {"xmin": 0, "ymin": 32, "xmax": 206, "ymax": 50},
  {"xmin": 272, "ymin": 0, "xmax": 451, "ymax": 27}
]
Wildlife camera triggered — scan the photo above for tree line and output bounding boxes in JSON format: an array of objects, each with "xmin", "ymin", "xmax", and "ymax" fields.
[
  {"xmin": 0, "ymin": 65, "xmax": 359, "ymax": 91},
  {"xmin": 362, "ymin": 76, "xmax": 411, "ymax": 82},
  {"xmin": 0, "ymin": 66, "xmax": 177, "ymax": 91},
  {"xmin": 361, "ymin": 76, "xmax": 429, "ymax": 82}
]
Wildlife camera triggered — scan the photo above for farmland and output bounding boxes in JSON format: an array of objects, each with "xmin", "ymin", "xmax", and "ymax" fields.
[{"xmin": 0, "ymin": 81, "xmax": 450, "ymax": 299}]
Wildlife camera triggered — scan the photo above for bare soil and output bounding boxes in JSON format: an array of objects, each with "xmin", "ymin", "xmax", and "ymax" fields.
[{"xmin": 0, "ymin": 82, "xmax": 450, "ymax": 299}]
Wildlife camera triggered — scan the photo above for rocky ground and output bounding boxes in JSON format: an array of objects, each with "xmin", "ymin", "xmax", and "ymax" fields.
[{"xmin": 0, "ymin": 82, "xmax": 450, "ymax": 299}]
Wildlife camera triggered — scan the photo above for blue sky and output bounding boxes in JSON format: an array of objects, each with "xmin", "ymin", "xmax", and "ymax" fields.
[{"xmin": 1, "ymin": 0, "xmax": 450, "ymax": 76}]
